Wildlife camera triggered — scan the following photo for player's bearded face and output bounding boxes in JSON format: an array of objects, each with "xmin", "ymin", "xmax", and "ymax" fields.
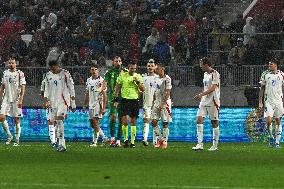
[{"xmin": 113, "ymin": 58, "xmax": 122, "ymax": 68}]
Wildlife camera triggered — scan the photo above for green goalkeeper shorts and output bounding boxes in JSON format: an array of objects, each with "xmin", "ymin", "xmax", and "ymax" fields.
[{"xmin": 108, "ymin": 101, "xmax": 122, "ymax": 116}]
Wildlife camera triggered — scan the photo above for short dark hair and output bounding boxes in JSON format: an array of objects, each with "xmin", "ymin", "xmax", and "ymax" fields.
[
  {"xmin": 200, "ymin": 57, "xmax": 212, "ymax": 67},
  {"xmin": 156, "ymin": 63, "xmax": 164, "ymax": 68},
  {"xmin": 91, "ymin": 65, "xmax": 99, "ymax": 69},
  {"xmin": 269, "ymin": 57, "xmax": 279, "ymax": 65},
  {"xmin": 48, "ymin": 60, "xmax": 59, "ymax": 67},
  {"xmin": 8, "ymin": 54, "xmax": 17, "ymax": 60}
]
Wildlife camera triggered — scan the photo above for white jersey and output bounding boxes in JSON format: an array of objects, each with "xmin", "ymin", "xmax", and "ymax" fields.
[
  {"xmin": 260, "ymin": 70, "xmax": 284, "ymax": 104},
  {"xmin": 142, "ymin": 73, "xmax": 158, "ymax": 107},
  {"xmin": 153, "ymin": 74, "xmax": 172, "ymax": 107},
  {"xmin": 200, "ymin": 69, "xmax": 220, "ymax": 107},
  {"xmin": 86, "ymin": 76, "xmax": 104, "ymax": 108},
  {"xmin": 1, "ymin": 69, "xmax": 26, "ymax": 103},
  {"xmin": 43, "ymin": 69, "xmax": 75, "ymax": 108}
]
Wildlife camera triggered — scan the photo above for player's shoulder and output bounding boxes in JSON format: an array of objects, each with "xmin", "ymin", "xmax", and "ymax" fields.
[
  {"xmin": 212, "ymin": 69, "xmax": 220, "ymax": 75},
  {"xmin": 165, "ymin": 74, "xmax": 172, "ymax": 80},
  {"xmin": 87, "ymin": 76, "xmax": 92, "ymax": 82}
]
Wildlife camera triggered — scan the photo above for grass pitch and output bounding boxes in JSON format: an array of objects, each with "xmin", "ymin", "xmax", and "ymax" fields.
[{"xmin": 0, "ymin": 142, "xmax": 283, "ymax": 189}]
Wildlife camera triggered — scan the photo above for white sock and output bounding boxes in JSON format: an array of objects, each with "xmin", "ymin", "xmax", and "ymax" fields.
[
  {"xmin": 153, "ymin": 126, "xmax": 161, "ymax": 141},
  {"xmin": 2, "ymin": 120, "xmax": 12, "ymax": 137},
  {"xmin": 55, "ymin": 122, "xmax": 58, "ymax": 143},
  {"xmin": 15, "ymin": 123, "xmax": 21, "ymax": 141},
  {"xmin": 49, "ymin": 125, "xmax": 56, "ymax": 144},
  {"xmin": 275, "ymin": 125, "xmax": 282, "ymax": 144},
  {"xmin": 93, "ymin": 130, "xmax": 99, "ymax": 144},
  {"xmin": 99, "ymin": 128, "xmax": 106, "ymax": 139},
  {"xmin": 57, "ymin": 120, "xmax": 66, "ymax": 148},
  {"xmin": 163, "ymin": 128, "xmax": 169, "ymax": 143},
  {"xmin": 213, "ymin": 127, "xmax": 220, "ymax": 147},
  {"xmin": 143, "ymin": 123, "xmax": 149, "ymax": 141},
  {"xmin": 267, "ymin": 124, "xmax": 274, "ymax": 138},
  {"xmin": 197, "ymin": 124, "xmax": 203, "ymax": 144}
]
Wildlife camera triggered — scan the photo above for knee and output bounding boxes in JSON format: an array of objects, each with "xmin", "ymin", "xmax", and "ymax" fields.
[
  {"xmin": 0, "ymin": 116, "xmax": 5, "ymax": 123},
  {"xmin": 196, "ymin": 117, "xmax": 203, "ymax": 124}
]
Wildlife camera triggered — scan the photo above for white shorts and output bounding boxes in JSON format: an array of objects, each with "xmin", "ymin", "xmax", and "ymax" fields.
[
  {"xmin": 49, "ymin": 104, "xmax": 68, "ymax": 121},
  {"xmin": 143, "ymin": 106, "xmax": 152, "ymax": 119},
  {"xmin": 0, "ymin": 102, "xmax": 22, "ymax": 117},
  {"xmin": 152, "ymin": 103, "xmax": 172, "ymax": 123},
  {"xmin": 264, "ymin": 101, "xmax": 284, "ymax": 118},
  {"xmin": 89, "ymin": 103, "xmax": 103, "ymax": 119},
  {"xmin": 197, "ymin": 105, "xmax": 219, "ymax": 121}
]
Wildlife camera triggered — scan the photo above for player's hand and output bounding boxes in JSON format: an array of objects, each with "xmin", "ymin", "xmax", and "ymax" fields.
[
  {"xmin": 114, "ymin": 102, "xmax": 118, "ymax": 108},
  {"xmin": 43, "ymin": 101, "xmax": 49, "ymax": 109},
  {"xmin": 71, "ymin": 107, "xmax": 76, "ymax": 113},
  {"xmin": 194, "ymin": 93, "xmax": 203, "ymax": 101},
  {"xmin": 18, "ymin": 101, "xmax": 23, "ymax": 109},
  {"xmin": 82, "ymin": 106, "xmax": 87, "ymax": 113}
]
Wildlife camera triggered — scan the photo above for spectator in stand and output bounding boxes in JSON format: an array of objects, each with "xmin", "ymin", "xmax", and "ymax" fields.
[
  {"xmin": 27, "ymin": 31, "xmax": 47, "ymax": 66},
  {"xmin": 141, "ymin": 44, "xmax": 157, "ymax": 66},
  {"xmin": 153, "ymin": 33, "xmax": 171, "ymax": 66},
  {"xmin": 61, "ymin": 46, "xmax": 80, "ymax": 67},
  {"xmin": 243, "ymin": 37, "xmax": 268, "ymax": 65},
  {"xmin": 142, "ymin": 27, "xmax": 159, "ymax": 53},
  {"xmin": 24, "ymin": 5, "xmax": 40, "ymax": 33},
  {"xmin": 11, "ymin": 33, "xmax": 28, "ymax": 65},
  {"xmin": 229, "ymin": 14, "xmax": 245, "ymax": 47},
  {"xmin": 46, "ymin": 44, "xmax": 65, "ymax": 67},
  {"xmin": 87, "ymin": 10, "xmax": 100, "ymax": 26},
  {"xmin": 117, "ymin": 0, "xmax": 134, "ymax": 34},
  {"xmin": 280, "ymin": 9, "xmax": 284, "ymax": 55},
  {"xmin": 174, "ymin": 25, "xmax": 189, "ymax": 65},
  {"xmin": 228, "ymin": 37, "xmax": 246, "ymax": 66},
  {"xmin": 243, "ymin": 17, "xmax": 256, "ymax": 46},
  {"xmin": 40, "ymin": 7, "xmax": 57, "ymax": 31},
  {"xmin": 196, "ymin": 17, "xmax": 211, "ymax": 57},
  {"xmin": 102, "ymin": 4, "xmax": 117, "ymax": 49}
]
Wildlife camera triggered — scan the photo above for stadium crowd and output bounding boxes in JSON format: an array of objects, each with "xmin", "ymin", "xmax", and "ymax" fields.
[{"xmin": 0, "ymin": 0, "xmax": 283, "ymax": 83}]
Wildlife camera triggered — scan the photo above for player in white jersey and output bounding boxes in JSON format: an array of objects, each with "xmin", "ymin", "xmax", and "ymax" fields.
[
  {"xmin": 192, "ymin": 57, "xmax": 220, "ymax": 151},
  {"xmin": 259, "ymin": 59, "xmax": 283, "ymax": 148},
  {"xmin": 152, "ymin": 63, "xmax": 172, "ymax": 149},
  {"xmin": 0, "ymin": 56, "xmax": 26, "ymax": 146},
  {"xmin": 41, "ymin": 77, "xmax": 57, "ymax": 148},
  {"xmin": 141, "ymin": 59, "xmax": 157, "ymax": 146},
  {"xmin": 83, "ymin": 66, "xmax": 108, "ymax": 147},
  {"xmin": 43, "ymin": 60, "xmax": 76, "ymax": 152}
]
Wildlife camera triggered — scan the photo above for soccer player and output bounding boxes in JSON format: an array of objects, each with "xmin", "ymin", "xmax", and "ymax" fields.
[
  {"xmin": 142, "ymin": 59, "xmax": 157, "ymax": 146},
  {"xmin": 41, "ymin": 77, "xmax": 57, "ymax": 147},
  {"xmin": 259, "ymin": 59, "xmax": 283, "ymax": 148},
  {"xmin": 0, "ymin": 56, "xmax": 26, "ymax": 146},
  {"xmin": 192, "ymin": 57, "xmax": 220, "ymax": 151},
  {"xmin": 83, "ymin": 66, "xmax": 108, "ymax": 147},
  {"xmin": 43, "ymin": 60, "xmax": 76, "ymax": 152},
  {"xmin": 114, "ymin": 62, "xmax": 145, "ymax": 148},
  {"xmin": 103, "ymin": 56, "xmax": 127, "ymax": 147},
  {"xmin": 152, "ymin": 63, "xmax": 172, "ymax": 149}
]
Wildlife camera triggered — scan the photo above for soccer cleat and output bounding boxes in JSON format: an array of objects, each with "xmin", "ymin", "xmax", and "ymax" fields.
[
  {"xmin": 109, "ymin": 139, "xmax": 116, "ymax": 147},
  {"xmin": 130, "ymin": 143, "xmax": 136, "ymax": 148},
  {"xmin": 208, "ymin": 145, "xmax": 218, "ymax": 151},
  {"xmin": 101, "ymin": 137, "xmax": 108, "ymax": 146},
  {"xmin": 275, "ymin": 143, "xmax": 281, "ymax": 148},
  {"xmin": 142, "ymin": 140, "xmax": 149, "ymax": 146},
  {"xmin": 13, "ymin": 141, "xmax": 19, "ymax": 147},
  {"xmin": 57, "ymin": 145, "xmax": 67, "ymax": 152},
  {"xmin": 5, "ymin": 136, "xmax": 13, "ymax": 145},
  {"xmin": 115, "ymin": 140, "xmax": 122, "ymax": 147},
  {"xmin": 154, "ymin": 140, "xmax": 163, "ymax": 148},
  {"xmin": 192, "ymin": 143, "xmax": 204, "ymax": 151},
  {"xmin": 162, "ymin": 142, "xmax": 167, "ymax": 149},
  {"xmin": 123, "ymin": 140, "xmax": 129, "ymax": 148},
  {"xmin": 52, "ymin": 143, "xmax": 57, "ymax": 148},
  {"xmin": 268, "ymin": 138, "xmax": 275, "ymax": 147},
  {"xmin": 89, "ymin": 142, "xmax": 98, "ymax": 147}
]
